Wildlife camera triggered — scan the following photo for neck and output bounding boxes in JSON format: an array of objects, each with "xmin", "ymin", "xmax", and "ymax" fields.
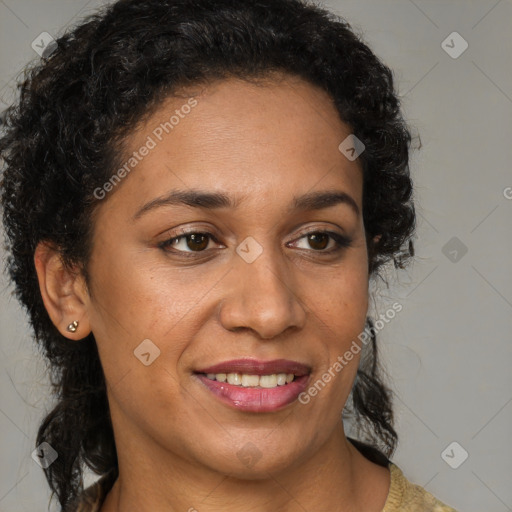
[{"xmin": 100, "ymin": 421, "xmax": 390, "ymax": 512}]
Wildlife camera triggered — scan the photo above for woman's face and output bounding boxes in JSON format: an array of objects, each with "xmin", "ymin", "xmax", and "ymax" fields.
[{"xmin": 82, "ymin": 74, "xmax": 374, "ymax": 477}]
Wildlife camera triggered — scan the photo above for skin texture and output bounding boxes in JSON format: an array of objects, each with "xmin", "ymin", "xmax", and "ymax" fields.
[{"xmin": 34, "ymin": 74, "xmax": 389, "ymax": 511}]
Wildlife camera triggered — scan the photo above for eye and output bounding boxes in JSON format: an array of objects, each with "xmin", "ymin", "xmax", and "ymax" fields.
[
  {"xmin": 159, "ymin": 231, "xmax": 220, "ymax": 253},
  {"xmin": 158, "ymin": 229, "xmax": 352, "ymax": 256},
  {"xmin": 289, "ymin": 230, "xmax": 353, "ymax": 253}
]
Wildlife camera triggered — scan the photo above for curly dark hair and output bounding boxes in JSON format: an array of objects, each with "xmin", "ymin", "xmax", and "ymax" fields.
[{"xmin": 0, "ymin": 0, "xmax": 416, "ymax": 508}]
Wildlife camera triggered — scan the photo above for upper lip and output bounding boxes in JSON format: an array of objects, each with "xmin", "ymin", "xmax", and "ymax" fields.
[{"xmin": 195, "ymin": 358, "xmax": 311, "ymax": 376}]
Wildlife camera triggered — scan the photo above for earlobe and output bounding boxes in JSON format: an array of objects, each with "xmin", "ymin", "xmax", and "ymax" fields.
[{"xmin": 33, "ymin": 241, "xmax": 91, "ymax": 340}]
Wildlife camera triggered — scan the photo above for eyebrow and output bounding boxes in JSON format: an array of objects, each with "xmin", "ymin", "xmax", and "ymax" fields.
[{"xmin": 132, "ymin": 188, "xmax": 360, "ymax": 221}]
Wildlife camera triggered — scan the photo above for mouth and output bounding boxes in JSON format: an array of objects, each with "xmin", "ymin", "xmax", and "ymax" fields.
[
  {"xmin": 197, "ymin": 372, "xmax": 298, "ymax": 388},
  {"xmin": 193, "ymin": 358, "xmax": 312, "ymax": 412}
]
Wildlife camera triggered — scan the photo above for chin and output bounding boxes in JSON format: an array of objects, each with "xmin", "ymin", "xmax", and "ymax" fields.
[{"xmin": 198, "ymin": 439, "xmax": 307, "ymax": 479}]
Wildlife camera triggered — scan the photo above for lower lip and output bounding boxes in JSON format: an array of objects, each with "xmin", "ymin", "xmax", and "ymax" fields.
[{"xmin": 195, "ymin": 374, "xmax": 310, "ymax": 412}]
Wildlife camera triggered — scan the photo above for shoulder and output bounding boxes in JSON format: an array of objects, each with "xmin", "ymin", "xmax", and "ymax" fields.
[
  {"xmin": 384, "ymin": 462, "xmax": 459, "ymax": 512},
  {"xmin": 346, "ymin": 437, "xmax": 459, "ymax": 512}
]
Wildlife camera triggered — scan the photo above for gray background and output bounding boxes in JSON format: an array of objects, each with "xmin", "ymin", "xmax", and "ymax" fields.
[{"xmin": 0, "ymin": 0, "xmax": 511, "ymax": 510}]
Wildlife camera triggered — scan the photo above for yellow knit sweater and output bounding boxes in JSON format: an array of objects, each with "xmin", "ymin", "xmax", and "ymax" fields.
[
  {"xmin": 69, "ymin": 462, "xmax": 458, "ymax": 511},
  {"xmin": 383, "ymin": 463, "xmax": 458, "ymax": 511}
]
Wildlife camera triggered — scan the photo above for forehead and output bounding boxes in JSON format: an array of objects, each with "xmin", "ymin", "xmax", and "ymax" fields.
[{"xmin": 96, "ymin": 74, "xmax": 363, "ymax": 218}]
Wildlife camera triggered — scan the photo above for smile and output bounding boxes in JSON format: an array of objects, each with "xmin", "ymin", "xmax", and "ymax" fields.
[
  {"xmin": 203, "ymin": 372, "xmax": 296, "ymax": 388},
  {"xmin": 194, "ymin": 358, "xmax": 311, "ymax": 412}
]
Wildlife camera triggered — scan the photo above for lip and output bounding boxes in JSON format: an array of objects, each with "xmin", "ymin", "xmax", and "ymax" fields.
[
  {"xmin": 194, "ymin": 358, "xmax": 311, "ymax": 377},
  {"xmin": 195, "ymin": 373, "xmax": 311, "ymax": 413}
]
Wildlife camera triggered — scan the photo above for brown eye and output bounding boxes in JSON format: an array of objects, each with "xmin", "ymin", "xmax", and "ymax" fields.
[
  {"xmin": 160, "ymin": 232, "xmax": 217, "ymax": 253},
  {"xmin": 291, "ymin": 230, "xmax": 352, "ymax": 253},
  {"xmin": 306, "ymin": 232, "xmax": 329, "ymax": 250},
  {"xmin": 160, "ymin": 229, "xmax": 352, "ymax": 257},
  {"xmin": 184, "ymin": 233, "xmax": 209, "ymax": 251}
]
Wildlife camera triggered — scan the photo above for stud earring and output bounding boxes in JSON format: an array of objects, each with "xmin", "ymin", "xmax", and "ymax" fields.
[{"xmin": 67, "ymin": 320, "xmax": 79, "ymax": 333}]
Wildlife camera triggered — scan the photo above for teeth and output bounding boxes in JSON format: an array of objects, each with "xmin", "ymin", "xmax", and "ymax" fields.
[
  {"xmin": 227, "ymin": 373, "xmax": 242, "ymax": 385},
  {"xmin": 205, "ymin": 372, "xmax": 296, "ymax": 388},
  {"xmin": 241, "ymin": 374, "xmax": 260, "ymax": 387},
  {"xmin": 276, "ymin": 373, "xmax": 287, "ymax": 386},
  {"xmin": 259, "ymin": 374, "xmax": 277, "ymax": 388}
]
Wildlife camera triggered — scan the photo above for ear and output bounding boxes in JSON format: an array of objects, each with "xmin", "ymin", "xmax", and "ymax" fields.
[
  {"xmin": 372, "ymin": 234, "xmax": 382, "ymax": 244},
  {"xmin": 34, "ymin": 241, "xmax": 92, "ymax": 340}
]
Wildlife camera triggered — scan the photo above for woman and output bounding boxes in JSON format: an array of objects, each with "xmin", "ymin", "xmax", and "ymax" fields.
[{"xmin": 0, "ymin": 0, "xmax": 459, "ymax": 510}]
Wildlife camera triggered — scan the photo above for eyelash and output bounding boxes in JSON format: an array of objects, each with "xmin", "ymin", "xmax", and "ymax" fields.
[{"xmin": 158, "ymin": 228, "xmax": 353, "ymax": 257}]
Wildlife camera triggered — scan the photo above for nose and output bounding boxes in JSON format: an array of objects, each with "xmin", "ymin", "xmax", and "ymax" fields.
[{"xmin": 218, "ymin": 246, "xmax": 307, "ymax": 339}]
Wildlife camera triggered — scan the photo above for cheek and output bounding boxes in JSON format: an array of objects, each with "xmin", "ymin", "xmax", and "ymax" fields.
[
  {"xmin": 87, "ymin": 249, "xmax": 224, "ymax": 373},
  {"xmin": 88, "ymin": 247, "xmax": 188, "ymax": 334},
  {"xmin": 312, "ymin": 262, "xmax": 369, "ymax": 330},
  {"xmin": 307, "ymin": 258, "xmax": 369, "ymax": 387}
]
